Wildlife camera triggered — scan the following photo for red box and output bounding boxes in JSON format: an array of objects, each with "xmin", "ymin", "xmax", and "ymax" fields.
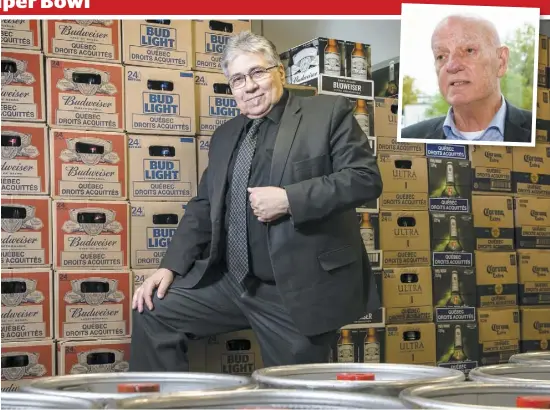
[
  {"xmin": 57, "ymin": 338, "xmax": 131, "ymax": 375},
  {"xmin": 1, "ymin": 20, "xmax": 42, "ymax": 50}
]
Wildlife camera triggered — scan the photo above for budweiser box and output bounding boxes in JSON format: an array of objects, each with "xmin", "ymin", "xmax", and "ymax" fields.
[
  {"xmin": 197, "ymin": 135, "xmax": 211, "ymax": 182},
  {"xmin": 374, "ymin": 97, "xmax": 398, "ymax": 138},
  {"xmin": 122, "ymin": 20, "xmax": 192, "ymax": 70},
  {"xmin": 1, "ymin": 20, "xmax": 42, "ymax": 50},
  {"xmin": 384, "ymin": 323, "xmax": 436, "ymax": 365},
  {"xmin": 43, "ymin": 19, "xmax": 121, "ymax": 62},
  {"xmin": 469, "ymin": 145, "xmax": 513, "ymax": 194},
  {"xmin": 377, "ymin": 136, "xmax": 425, "ymax": 156},
  {"xmin": 377, "ymin": 155, "xmax": 429, "ymax": 210},
  {"xmin": 1, "ymin": 196, "xmax": 51, "ymax": 268},
  {"xmin": 1, "ymin": 49, "xmax": 45, "ymax": 122},
  {"xmin": 46, "ymin": 58, "xmax": 124, "ymax": 131},
  {"xmin": 195, "ymin": 71, "xmax": 240, "ymax": 135},
  {"xmin": 1, "ymin": 268, "xmax": 52, "ymax": 342},
  {"xmin": 514, "ymin": 197, "xmax": 550, "ymax": 249},
  {"xmin": 53, "ymin": 200, "xmax": 130, "ymax": 269},
  {"xmin": 132, "ymin": 269, "xmax": 155, "ymax": 292},
  {"xmin": 130, "ymin": 202, "xmax": 186, "ymax": 269},
  {"xmin": 430, "ymin": 213, "xmax": 474, "ymax": 268},
  {"xmin": 1, "ymin": 122, "xmax": 49, "ymax": 195},
  {"xmin": 330, "ymin": 327, "xmax": 385, "ymax": 363},
  {"xmin": 428, "ymin": 158, "xmax": 472, "ymax": 213},
  {"xmin": 512, "ymin": 142, "xmax": 550, "ymax": 198},
  {"xmin": 357, "ymin": 211, "xmax": 382, "ymax": 271},
  {"xmin": 192, "ymin": 19, "xmax": 252, "ymax": 72},
  {"xmin": 206, "ymin": 330, "xmax": 263, "ymax": 376},
  {"xmin": 520, "ymin": 306, "xmax": 550, "ymax": 352},
  {"xmin": 518, "ymin": 250, "xmax": 550, "ymax": 305},
  {"xmin": 1, "ymin": 340, "xmax": 55, "ymax": 392},
  {"xmin": 475, "ymin": 251, "xmax": 519, "ymax": 308},
  {"xmin": 433, "ymin": 266, "xmax": 476, "ymax": 323},
  {"xmin": 436, "ymin": 322, "xmax": 479, "ymax": 377},
  {"xmin": 382, "ymin": 266, "xmax": 433, "ymax": 324},
  {"xmin": 128, "ymin": 135, "xmax": 197, "ymax": 202},
  {"xmin": 380, "ymin": 211, "xmax": 431, "ymax": 268},
  {"xmin": 55, "ymin": 270, "xmax": 131, "ymax": 340},
  {"xmin": 57, "ymin": 338, "xmax": 130, "ymax": 375},
  {"xmin": 50, "ymin": 129, "xmax": 127, "ymax": 200},
  {"xmin": 471, "ymin": 195, "xmax": 515, "ymax": 252},
  {"xmin": 477, "ymin": 307, "xmax": 520, "ymax": 366}
]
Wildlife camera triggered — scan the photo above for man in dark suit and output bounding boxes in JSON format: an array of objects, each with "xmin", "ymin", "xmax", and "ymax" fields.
[
  {"xmin": 400, "ymin": 14, "xmax": 532, "ymax": 144},
  {"xmin": 129, "ymin": 31, "xmax": 382, "ymax": 371}
]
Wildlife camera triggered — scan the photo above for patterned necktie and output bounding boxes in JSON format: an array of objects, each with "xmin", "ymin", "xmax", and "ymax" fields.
[{"xmin": 227, "ymin": 118, "xmax": 265, "ymax": 284}]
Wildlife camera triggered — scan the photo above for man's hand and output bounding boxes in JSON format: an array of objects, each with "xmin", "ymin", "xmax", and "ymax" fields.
[
  {"xmin": 132, "ymin": 268, "xmax": 174, "ymax": 313},
  {"xmin": 248, "ymin": 186, "xmax": 290, "ymax": 223}
]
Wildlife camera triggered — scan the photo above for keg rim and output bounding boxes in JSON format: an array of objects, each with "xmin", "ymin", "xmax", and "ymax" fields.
[
  {"xmin": 469, "ymin": 363, "xmax": 550, "ymax": 385},
  {"xmin": 0, "ymin": 391, "xmax": 102, "ymax": 409},
  {"xmin": 509, "ymin": 352, "xmax": 550, "ymax": 363}
]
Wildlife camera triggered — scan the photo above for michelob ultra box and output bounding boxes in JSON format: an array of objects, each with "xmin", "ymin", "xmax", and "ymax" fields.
[
  {"xmin": 195, "ymin": 72, "xmax": 240, "ymax": 135},
  {"xmin": 1, "ymin": 20, "xmax": 42, "ymax": 50},
  {"xmin": 1, "ymin": 122, "xmax": 49, "ymax": 195},
  {"xmin": 1, "ymin": 49, "xmax": 46, "ymax": 122},
  {"xmin": 46, "ymin": 58, "xmax": 124, "ymax": 131},
  {"xmin": 53, "ymin": 200, "xmax": 130, "ymax": 270},
  {"xmin": 57, "ymin": 338, "xmax": 130, "ymax": 375},
  {"xmin": 1, "ymin": 196, "xmax": 52, "ymax": 268},
  {"xmin": 125, "ymin": 66, "xmax": 195, "ymax": 135},
  {"xmin": 192, "ymin": 19, "xmax": 252, "ymax": 72},
  {"xmin": 43, "ymin": 19, "xmax": 121, "ymax": 62},
  {"xmin": 50, "ymin": 129, "xmax": 127, "ymax": 200},
  {"xmin": 122, "ymin": 20, "xmax": 193, "ymax": 70},
  {"xmin": 1, "ymin": 340, "xmax": 55, "ymax": 391},
  {"xmin": 130, "ymin": 202, "xmax": 186, "ymax": 269},
  {"xmin": 197, "ymin": 135, "xmax": 211, "ymax": 182},
  {"xmin": 128, "ymin": 135, "xmax": 197, "ymax": 201}
]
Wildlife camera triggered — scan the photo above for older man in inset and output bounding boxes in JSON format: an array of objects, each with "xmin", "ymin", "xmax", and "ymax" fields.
[
  {"xmin": 129, "ymin": 31, "xmax": 382, "ymax": 371},
  {"xmin": 401, "ymin": 14, "xmax": 532, "ymax": 143}
]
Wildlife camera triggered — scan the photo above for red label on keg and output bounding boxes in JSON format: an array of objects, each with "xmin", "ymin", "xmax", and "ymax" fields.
[
  {"xmin": 517, "ymin": 396, "xmax": 550, "ymax": 408},
  {"xmin": 336, "ymin": 372, "xmax": 375, "ymax": 381}
]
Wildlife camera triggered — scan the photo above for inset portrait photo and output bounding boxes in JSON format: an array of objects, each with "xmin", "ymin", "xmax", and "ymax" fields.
[{"xmin": 397, "ymin": 3, "xmax": 540, "ymax": 146}]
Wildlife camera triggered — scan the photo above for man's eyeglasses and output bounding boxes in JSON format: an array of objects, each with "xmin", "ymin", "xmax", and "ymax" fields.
[{"xmin": 229, "ymin": 65, "xmax": 278, "ymax": 89}]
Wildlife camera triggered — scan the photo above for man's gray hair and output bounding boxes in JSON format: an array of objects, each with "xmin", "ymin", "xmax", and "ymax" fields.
[{"xmin": 221, "ymin": 31, "xmax": 282, "ymax": 77}]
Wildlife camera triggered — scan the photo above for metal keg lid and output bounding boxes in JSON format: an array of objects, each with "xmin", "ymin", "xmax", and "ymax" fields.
[
  {"xmin": 252, "ymin": 363, "xmax": 465, "ymax": 392},
  {"xmin": 510, "ymin": 352, "xmax": 550, "ymax": 364},
  {"xmin": 399, "ymin": 382, "xmax": 550, "ymax": 410},
  {"xmin": 469, "ymin": 363, "xmax": 550, "ymax": 385},
  {"xmin": 22, "ymin": 372, "xmax": 255, "ymax": 401},
  {"xmin": 110, "ymin": 388, "xmax": 407, "ymax": 409},
  {"xmin": 0, "ymin": 392, "xmax": 101, "ymax": 409}
]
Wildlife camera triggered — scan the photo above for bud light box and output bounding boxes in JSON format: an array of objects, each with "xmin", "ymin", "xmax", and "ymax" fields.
[
  {"xmin": 206, "ymin": 329, "xmax": 263, "ymax": 376},
  {"xmin": 1, "ymin": 340, "xmax": 55, "ymax": 391},
  {"xmin": 1, "ymin": 20, "xmax": 42, "ymax": 50},
  {"xmin": 122, "ymin": 20, "xmax": 192, "ymax": 70},
  {"xmin": 1, "ymin": 49, "xmax": 46, "ymax": 123},
  {"xmin": 130, "ymin": 202, "xmax": 186, "ymax": 269},
  {"xmin": 428, "ymin": 158, "xmax": 472, "ymax": 213},
  {"xmin": 195, "ymin": 72, "xmax": 240, "ymax": 135},
  {"xmin": 46, "ymin": 58, "xmax": 124, "ymax": 132},
  {"xmin": 43, "ymin": 20, "xmax": 121, "ymax": 63},
  {"xmin": 192, "ymin": 20, "xmax": 252, "ymax": 73},
  {"xmin": 197, "ymin": 135, "xmax": 211, "ymax": 182},
  {"xmin": 50, "ymin": 129, "xmax": 127, "ymax": 200},
  {"xmin": 430, "ymin": 212, "xmax": 474, "ymax": 268},
  {"xmin": 125, "ymin": 66, "xmax": 195, "ymax": 135},
  {"xmin": 128, "ymin": 135, "xmax": 197, "ymax": 202}
]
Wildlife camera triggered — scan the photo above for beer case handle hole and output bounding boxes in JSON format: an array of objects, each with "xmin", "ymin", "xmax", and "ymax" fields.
[
  {"xmin": 1, "ymin": 61, "xmax": 17, "ymax": 74},
  {"xmin": 75, "ymin": 142, "xmax": 105, "ymax": 155},
  {"xmin": 149, "ymin": 146, "xmax": 175, "ymax": 157},
  {"xmin": 402, "ymin": 330, "xmax": 421, "ymax": 341},
  {"xmin": 73, "ymin": 73, "xmax": 102, "ymax": 85},
  {"xmin": 397, "ymin": 216, "xmax": 416, "ymax": 227},
  {"xmin": 147, "ymin": 80, "xmax": 174, "ymax": 92},
  {"xmin": 213, "ymin": 83, "xmax": 232, "ymax": 95},
  {"xmin": 1, "ymin": 135, "xmax": 22, "ymax": 147},
  {"xmin": 209, "ymin": 20, "xmax": 234, "ymax": 33},
  {"xmin": 81, "ymin": 281, "xmax": 110, "ymax": 294},
  {"xmin": 2, "ymin": 280, "xmax": 27, "ymax": 294},
  {"xmin": 1, "ymin": 206, "xmax": 27, "ymax": 220},
  {"xmin": 394, "ymin": 159, "xmax": 412, "ymax": 170},
  {"xmin": 400, "ymin": 273, "xmax": 418, "ymax": 284},
  {"xmin": 145, "ymin": 20, "xmax": 171, "ymax": 25},
  {"xmin": 152, "ymin": 214, "xmax": 179, "ymax": 225},
  {"xmin": 1, "ymin": 354, "xmax": 30, "ymax": 368},
  {"xmin": 87, "ymin": 352, "xmax": 115, "ymax": 365},
  {"xmin": 390, "ymin": 99, "xmax": 398, "ymax": 114},
  {"xmin": 77, "ymin": 212, "xmax": 107, "ymax": 224},
  {"xmin": 226, "ymin": 339, "xmax": 251, "ymax": 351}
]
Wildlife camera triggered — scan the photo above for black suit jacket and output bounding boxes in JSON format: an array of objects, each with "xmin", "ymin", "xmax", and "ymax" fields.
[
  {"xmin": 400, "ymin": 102, "xmax": 532, "ymax": 144},
  {"xmin": 160, "ymin": 93, "xmax": 383, "ymax": 336}
]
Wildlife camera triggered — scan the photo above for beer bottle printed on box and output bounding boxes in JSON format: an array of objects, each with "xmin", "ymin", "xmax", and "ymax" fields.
[
  {"xmin": 351, "ymin": 43, "xmax": 368, "ymax": 81},
  {"xmin": 363, "ymin": 328, "xmax": 380, "ymax": 363},
  {"xmin": 324, "ymin": 39, "xmax": 341, "ymax": 77},
  {"xmin": 446, "ymin": 272, "xmax": 465, "ymax": 306},
  {"xmin": 445, "ymin": 216, "xmax": 464, "ymax": 252},
  {"xmin": 441, "ymin": 161, "xmax": 459, "ymax": 198},
  {"xmin": 337, "ymin": 329, "xmax": 355, "ymax": 363},
  {"xmin": 449, "ymin": 325, "xmax": 467, "ymax": 362},
  {"xmin": 353, "ymin": 99, "xmax": 370, "ymax": 137}
]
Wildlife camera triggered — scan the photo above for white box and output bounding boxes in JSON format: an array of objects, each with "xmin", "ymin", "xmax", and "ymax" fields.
[
  {"xmin": 197, "ymin": 135, "xmax": 211, "ymax": 182},
  {"xmin": 132, "ymin": 269, "xmax": 156, "ymax": 292},
  {"xmin": 206, "ymin": 330, "xmax": 263, "ymax": 375},
  {"xmin": 1, "ymin": 20, "xmax": 42, "ymax": 50}
]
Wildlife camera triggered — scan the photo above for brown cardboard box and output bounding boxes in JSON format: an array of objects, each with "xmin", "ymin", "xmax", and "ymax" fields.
[
  {"xmin": 477, "ymin": 307, "xmax": 520, "ymax": 366},
  {"xmin": 1, "ymin": 340, "xmax": 55, "ymax": 391},
  {"xmin": 128, "ymin": 135, "xmax": 197, "ymax": 202},
  {"xmin": 539, "ymin": 64, "xmax": 549, "ymax": 88},
  {"xmin": 192, "ymin": 19, "xmax": 252, "ymax": 72},
  {"xmin": 512, "ymin": 143, "xmax": 550, "ymax": 198},
  {"xmin": 50, "ymin": 129, "xmax": 127, "ymax": 200},
  {"xmin": 1, "ymin": 196, "xmax": 51, "ymax": 268},
  {"xmin": 132, "ymin": 269, "xmax": 155, "ymax": 292},
  {"xmin": 125, "ymin": 66, "xmax": 195, "ymax": 135},
  {"xmin": 195, "ymin": 71, "xmax": 240, "ymax": 135},
  {"xmin": 1, "ymin": 268, "xmax": 52, "ymax": 342},
  {"xmin": 374, "ymin": 97, "xmax": 398, "ymax": 137},
  {"xmin": 206, "ymin": 330, "xmax": 263, "ymax": 376},
  {"xmin": 1, "ymin": 49, "xmax": 45, "ymax": 122},
  {"xmin": 46, "ymin": 58, "xmax": 124, "ymax": 131},
  {"xmin": 53, "ymin": 200, "xmax": 130, "ymax": 269},
  {"xmin": 469, "ymin": 145, "xmax": 513, "ymax": 194},
  {"xmin": 514, "ymin": 197, "xmax": 550, "ymax": 249},
  {"xmin": 520, "ymin": 306, "xmax": 550, "ymax": 352},
  {"xmin": 377, "ymin": 136, "xmax": 425, "ymax": 156},
  {"xmin": 382, "ymin": 267, "xmax": 433, "ymax": 324},
  {"xmin": 1, "ymin": 20, "xmax": 42, "ymax": 50},
  {"xmin": 537, "ymin": 87, "xmax": 550, "ymax": 121},
  {"xmin": 331, "ymin": 326, "xmax": 385, "ymax": 363},
  {"xmin": 130, "ymin": 202, "xmax": 186, "ymax": 269},
  {"xmin": 540, "ymin": 35, "xmax": 548, "ymax": 67},
  {"xmin": 197, "ymin": 135, "xmax": 211, "ymax": 182},
  {"xmin": 384, "ymin": 323, "xmax": 436, "ymax": 365},
  {"xmin": 122, "ymin": 20, "xmax": 193, "ymax": 70},
  {"xmin": 55, "ymin": 270, "xmax": 131, "ymax": 340},
  {"xmin": 475, "ymin": 251, "xmax": 519, "ymax": 308},
  {"xmin": 471, "ymin": 195, "xmax": 515, "ymax": 251},
  {"xmin": 43, "ymin": 19, "xmax": 121, "ymax": 62},
  {"xmin": 517, "ymin": 249, "xmax": 550, "ymax": 305},
  {"xmin": 57, "ymin": 338, "xmax": 130, "ymax": 375},
  {"xmin": 1, "ymin": 122, "xmax": 49, "ymax": 195},
  {"xmin": 377, "ymin": 155, "xmax": 429, "ymax": 210}
]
